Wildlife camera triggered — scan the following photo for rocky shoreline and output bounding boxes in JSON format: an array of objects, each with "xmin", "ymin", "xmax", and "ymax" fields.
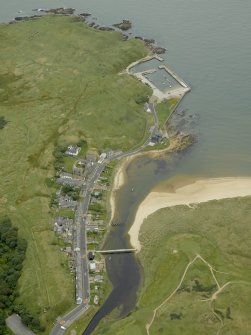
[{"xmin": 10, "ymin": 8, "xmax": 166, "ymax": 55}]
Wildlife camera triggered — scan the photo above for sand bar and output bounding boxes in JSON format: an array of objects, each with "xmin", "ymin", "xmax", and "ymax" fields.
[{"xmin": 129, "ymin": 177, "xmax": 251, "ymax": 251}]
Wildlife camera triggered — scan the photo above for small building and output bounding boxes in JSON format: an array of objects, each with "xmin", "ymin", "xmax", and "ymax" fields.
[
  {"xmin": 73, "ymin": 165, "xmax": 84, "ymax": 176},
  {"xmin": 88, "ymin": 251, "xmax": 95, "ymax": 261},
  {"xmin": 144, "ymin": 102, "xmax": 151, "ymax": 113},
  {"xmin": 60, "ymin": 172, "xmax": 73, "ymax": 179},
  {"xmin": 54, "ymin": 217, "xmax": 73, "ymax": 234},
  {"xmin": 65, "ymin": 246, "xmax": 72, "ymax": 255},
  {"xmin": 93, "ymin": 295, "xmax": 99, "ymax": 305},
  {"xmin": 65, "ymin": 145, "xmax": 81, "ymax": 156},
  {"xmin": 89, "ymin": 262, "xmax": 96, "ymax": 272},
  {"xmin": 94, "ymin": 275, "xmax": 104, "ymax": 283},
  {"xmin": 151, "ymin": 134, "xmax": 162, "ymax": 143},
  {"xmin": 58, "ymin": 195, "xmax": 77, "ymax": 209}
]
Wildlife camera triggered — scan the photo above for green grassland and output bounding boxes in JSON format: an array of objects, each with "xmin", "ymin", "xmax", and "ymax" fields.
[
  {"xmin": 0, "ymin": 15, "xmax": 151, "ymax": 331},
  {"xmin": 92, "ymin": 197, "xmax": 251, "ymax": 335},
  {"xmin": 155, "ymin": 97, "xmax": 179, "ymax": 128}
]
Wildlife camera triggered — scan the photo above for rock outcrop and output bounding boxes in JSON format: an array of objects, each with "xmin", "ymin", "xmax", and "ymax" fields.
[{"xmin": 113, "ymin": 20, "xmax": 132, "ymax": 31}]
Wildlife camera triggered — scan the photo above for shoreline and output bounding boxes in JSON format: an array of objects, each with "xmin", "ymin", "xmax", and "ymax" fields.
[
  {"xmin": 108, "ymin": 132, "xmax": 194, "ymax": 226},
  {"xmin": 128, "ymin": 177, "xmax": 251, "ymax": 252}
]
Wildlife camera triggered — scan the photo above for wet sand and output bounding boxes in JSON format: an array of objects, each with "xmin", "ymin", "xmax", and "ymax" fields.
[{"xmin": 129, "ymin": 177, "xmax": 251, "ymax": 251}]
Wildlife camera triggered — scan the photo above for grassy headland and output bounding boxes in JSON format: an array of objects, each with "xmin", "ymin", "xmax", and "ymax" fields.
[
  {"xmin": 0, "ymin": 15, "xmax": 151, "ymax": 331},
  {"xmin": 92, "ymin": 196, "xmax": 251, "ymax": 334}
]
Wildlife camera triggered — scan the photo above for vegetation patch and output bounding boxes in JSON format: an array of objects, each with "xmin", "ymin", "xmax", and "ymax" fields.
[
  {"xmin": 156, "ymin": 98, "xmax": 179, "ymax": 128},
  {"xmin": 0, "ymin": 217, "xmax": 38, "ymax": 334},
  {"xmin": 0, "ymin": 15, "xmax": 152, "ymax": 331},
  {"xmin": 92, "ymin": 197, "xmax": 251, "ymax": 334},
  {"xmin": 0, "ymin": 116, "xmax": 8, "ymax": 129}
]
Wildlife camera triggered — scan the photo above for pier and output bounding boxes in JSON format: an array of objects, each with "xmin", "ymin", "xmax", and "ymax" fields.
[{"xmin": 158, "ymin": 64, "xmax": 190, "ymax": 88}]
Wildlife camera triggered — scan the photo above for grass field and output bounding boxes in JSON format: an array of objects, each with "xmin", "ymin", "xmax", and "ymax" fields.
[
  {"xmin": 155, "ymin": 97, "xmax": 179, "ymax": 128},
  {"xmin": 0, "ymin": 15, "xmax": 151, "ymax": 331},
  {"xmin": 91, "ymin": 197, "xmax": 251, "ymax": 334}
]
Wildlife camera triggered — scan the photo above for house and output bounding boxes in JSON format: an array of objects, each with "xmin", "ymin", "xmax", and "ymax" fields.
[
  {"xmin": 57, "ymin": 175, "xmax": 83, "ymax": 188},
  {"xmin": 65, "ymin": 145, "xmax": 81, "ymax": 157},
  {"xmin": 58, "ymin": 195, "xmax": 77, "ymax": 209},
  {"xmin": 94, "ymin": 275, "xmax": 103, "ymax": 283},
  {"xmin": 93, "ymin": 295, "xmax": 99, "ymax": 305},
  {"xmin": 54, "ymin": 217, "xmax": 73, "ymax": 235},
  {"xmin": 60, "ymin": 172, "xmax": 73, "ymax": 179},
  {"xmin": 150, "ymin": 134, "xmax": 162, "ymax": 144},
  {"xmin": 89, "ymin": 262, "xmax": 96, "ymax": 272},
  {"xmin": 72, "ymin": 165, "xmax": 84, "ymax": 176},
  {"xmin": 88, "ymin": 251, "xmax": 95, "ymax": 261},
  {"xmin": 86, "ymin": 225, "xmax": 99, "ymax": 233}
]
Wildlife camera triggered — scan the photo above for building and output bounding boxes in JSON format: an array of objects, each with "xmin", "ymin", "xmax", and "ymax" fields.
[
  {"xmin": 54, "ymin": 217, "xmax": 73, "ymax": 236},
  {"xmin": 72, "ymin": 165, "xmax": 84, "ymax": 176},
  {"xmin": 150, "ymin": 134, "xmax": 162, "ymax": 143},
  {"xmin": 65, "ymin": 145, "xmax": 81, "ymax": 156},
  {"xmin": 93, "ymin": 295, "xmax": 99, "ymax": 305},
  {"xmin": 144, "ymin": 102, "xmax": 151, "ymax": 113},
  {"xmin": 60, "ymin": 172, "xmax": 73, "ymax": 179},
  {"xmin": 88, "ymin": 251, "xmax": 95, "ymax": 261},
  {"xmin": 58, "ymin": 195, "xmax": 77, "ymax": 209},
  {"xmin": 89, "ymin": 261, "xmax": 96, "ymax": 272}
]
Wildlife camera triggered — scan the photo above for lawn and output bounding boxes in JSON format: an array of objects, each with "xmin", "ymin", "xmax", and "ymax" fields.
[
  {"xmin": 91, "ymin": 197, "xmax": 251, "ymax": 334},
  {"xmin": 0, "ymin": 15, "xmax": 151, "ymax": 332}
]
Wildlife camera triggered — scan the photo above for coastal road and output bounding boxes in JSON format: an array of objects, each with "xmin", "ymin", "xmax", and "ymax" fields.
[{"xmin": 50, "ymin": 304, "xmax": 90, "ymax": 335}]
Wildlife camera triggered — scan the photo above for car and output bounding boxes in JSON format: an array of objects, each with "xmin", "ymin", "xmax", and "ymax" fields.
[{"xmin": 60, "ymin": 325, "xmax": 66, "ymax": 330}]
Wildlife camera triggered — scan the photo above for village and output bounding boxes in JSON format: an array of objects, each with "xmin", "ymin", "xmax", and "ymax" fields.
[{"xmin": 51, "ymin": 142, "xmax": 115, "ymax": 307}]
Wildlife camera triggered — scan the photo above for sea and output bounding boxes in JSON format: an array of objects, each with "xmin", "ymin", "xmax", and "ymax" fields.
[{"xmin": 1, "ymin": 0, "xmax": 251, "ymax": 333}]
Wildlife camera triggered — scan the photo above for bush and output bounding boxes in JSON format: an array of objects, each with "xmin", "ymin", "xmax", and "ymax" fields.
[
  {"xmin": 135, "ymin": 95, "xmax": 148, "ymax": 105},
  {"xmin": 0, "ymin": 116, "xmax": 8, "ymax": 129}
]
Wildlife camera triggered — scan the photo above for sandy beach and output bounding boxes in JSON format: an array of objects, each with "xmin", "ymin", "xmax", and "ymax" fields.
[
  {"xmin": 108, "ymin": 157, "xmax": 132, "ymax": 225},
  {"xmin": 129, "ymin": 177, "xmax": 251, "ymax": 251}
]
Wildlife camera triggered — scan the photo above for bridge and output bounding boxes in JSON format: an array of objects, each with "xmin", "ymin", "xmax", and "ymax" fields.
[{"xmin": 96, "ymin": 249, "xmax": 136, "ymax": 254}]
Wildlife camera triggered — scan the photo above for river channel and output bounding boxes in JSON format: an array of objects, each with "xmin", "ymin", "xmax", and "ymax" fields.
[{"xmin": 1, "ymin": 0, "xmax": 251, "ymax": 333}]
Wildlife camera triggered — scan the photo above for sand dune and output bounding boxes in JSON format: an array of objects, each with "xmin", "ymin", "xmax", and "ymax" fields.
[{"xmin": 129, "ymin": 177, "xmax": 251, "ymax": 251}]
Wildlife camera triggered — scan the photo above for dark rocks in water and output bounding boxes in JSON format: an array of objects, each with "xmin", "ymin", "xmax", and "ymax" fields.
[
  {"xmin": 79, "ymin": 12, "xmax": 91, "ymax": 17},
  {"xmin": 144, "ymin": 38, "xmax": 155, "ymax": 44},
  {"xmin": 14, "ymin": 16, "xmax": 29, "ymax": 21},
  {"xmin": 135, "ymin": 36, "xmax": 143, "ymax": 40},
  {"xmin": 98, "ymin": 27, "xmax": 115, "ymax": 31},
  {"xmin": 152, "ymin": 47, "xmax": 166, "ymax": 54},
  {"xmin": 14, "ymin": 15, "xmax": 41, "ymax": 21},
  {"xmin": 46, "ymin": 8, "xmax": 75, "ymax": 15},
  {"xmin": 113, "ymin": 19, "xmax": 132, "ymax": 31},
  {"xmin": 93, "ymin": 25, "xmax": 100, "ymax": 29},
  {"xmin": 89, "ymin": 22, "xmax": 95, "ymax": 27}
]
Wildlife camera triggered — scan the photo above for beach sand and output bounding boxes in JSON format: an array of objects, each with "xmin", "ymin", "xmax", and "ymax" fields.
[
  {"xmin": 129, "ymin": 177, "xmax": 251, "ymax": 251},
  {"xmin": 108, "ymin": 157, "xmax": 131, "ymax": 225}
]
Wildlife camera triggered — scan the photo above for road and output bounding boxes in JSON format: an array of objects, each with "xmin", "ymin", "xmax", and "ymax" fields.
[{"xmin": 50, "ymin": 104, "xmax": 159, "ymax": 335}]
